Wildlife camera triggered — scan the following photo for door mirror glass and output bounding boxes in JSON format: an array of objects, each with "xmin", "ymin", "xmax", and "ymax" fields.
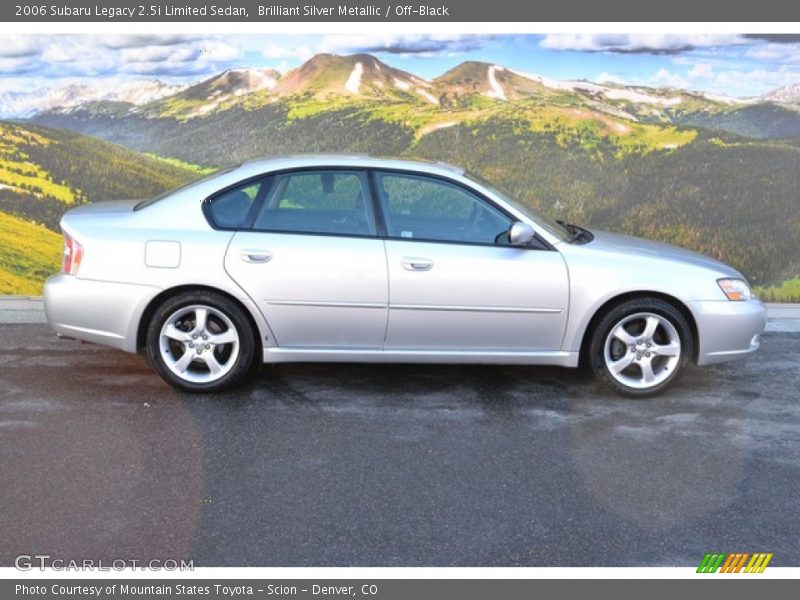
[{"xmin": 509, "ymin": 222, "xmax": 535, "ymax": 246}]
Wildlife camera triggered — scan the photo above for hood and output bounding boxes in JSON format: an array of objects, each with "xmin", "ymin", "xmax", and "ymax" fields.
[{"xmin": 587, "ymin": 229, "xmax": 743, "ymax": 278}]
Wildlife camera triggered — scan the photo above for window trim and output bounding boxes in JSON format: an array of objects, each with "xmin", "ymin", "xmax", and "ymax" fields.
[
  {"xmin": 369, "ymin": 168, "xmax": 553, "ymax": 251},
  {"xmin": 201, "ymin": 165, "xmax": 554, "ymax": 251},
  {"xmin": 251, "ymin": 168, "xmax": 378, "ymax": 238}
]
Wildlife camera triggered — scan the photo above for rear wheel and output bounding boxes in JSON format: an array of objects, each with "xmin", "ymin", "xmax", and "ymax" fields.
[
  {"xmin": 589, "ymin": 298, "xmax": 693, "ymax": 398},
  {"xmin": 146, "ymin": 291, "xmax": 257, "ymax": 392}
]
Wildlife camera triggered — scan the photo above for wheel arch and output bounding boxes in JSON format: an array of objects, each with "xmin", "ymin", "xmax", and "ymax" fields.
[
  {"xmin": 577, "ymin": 291, "xmax": 699, "ymax": 366},
  {"xmin": 136, "ymin": 284, "xmax": 266, "ymax": 354}
]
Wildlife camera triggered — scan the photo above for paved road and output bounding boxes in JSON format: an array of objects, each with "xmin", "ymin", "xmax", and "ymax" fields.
[{"xmin": 0, "ymin": 324, "xmax": 798, "ymax": 567}]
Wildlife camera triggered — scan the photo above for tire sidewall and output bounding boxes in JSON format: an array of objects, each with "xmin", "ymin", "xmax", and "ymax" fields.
[
  {"xmin": 146, "ymin": 291, "xmax": 256, "ymax": 393},
  {"xmin": 590, "ymin": 299, "xmax": 694, "ymax": 398}
]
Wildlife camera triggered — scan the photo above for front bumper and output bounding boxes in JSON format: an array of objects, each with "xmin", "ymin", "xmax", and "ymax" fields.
[
  {"xmin": 690, "ymin": 298, "xmax": 767, "ymax": 366},
  {"xmin": 44, "ymin": 274, "xmax": 160, "ymax": 353}
]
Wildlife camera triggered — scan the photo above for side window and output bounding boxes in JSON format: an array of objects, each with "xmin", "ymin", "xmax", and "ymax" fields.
[
  {"xmin": 376, "ymin": 172, "xmax": 513, "ymax": 245},
  {"xmin": 254, "ymin": 170, "xmax": 376, "ymax": 236},
  {"xmin": 206, "ymin": 180, "xmax": 262, "ymax": 228}
]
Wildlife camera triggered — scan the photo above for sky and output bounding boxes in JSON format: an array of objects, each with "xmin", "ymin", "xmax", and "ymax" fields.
[{"xmin": 2, "ymin": 33, "xmax": 800, "ymax": 97}]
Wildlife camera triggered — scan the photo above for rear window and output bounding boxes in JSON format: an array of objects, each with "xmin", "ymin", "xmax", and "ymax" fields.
[{"xmin": 134, "ymin": 167, "xmax": 233, "ymax": 211}]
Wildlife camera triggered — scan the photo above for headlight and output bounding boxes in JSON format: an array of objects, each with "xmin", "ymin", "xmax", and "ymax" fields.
[{"xmin": 717, "ymin": 278, "xmax": 751, "ymax": 301}]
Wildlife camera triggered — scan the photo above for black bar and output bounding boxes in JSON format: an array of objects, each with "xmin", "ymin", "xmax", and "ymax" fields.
[
  {"xmin": 1, "ymin": 579, "xmax": 794, "ymax": 600},
  {"xmin": 4, "ymin": 0, "xmax": 800, "ymax": 22}
]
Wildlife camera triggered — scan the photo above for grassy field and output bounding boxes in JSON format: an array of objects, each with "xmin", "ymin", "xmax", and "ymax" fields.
[
  {"xmin": 756, "ymin": 277, "xmax": 800, "ymax": 303},
  {"xmin": 0, "ymin": 123, "xmax": 79, "ymax": 203},
  {"xmin": 0, "ymin": 211, "xmax": 61, "ymax": 295}
]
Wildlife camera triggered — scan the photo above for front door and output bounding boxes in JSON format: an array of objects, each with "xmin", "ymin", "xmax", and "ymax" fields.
[{"xmin": 374, "ymin": 171, "xmax": 569, "ymax": 351}]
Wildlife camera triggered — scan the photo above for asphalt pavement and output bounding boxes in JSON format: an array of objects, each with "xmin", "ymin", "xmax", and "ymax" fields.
[{"xmin": 0, "ymin": 300, "xmax": 798, "ymax": 567}]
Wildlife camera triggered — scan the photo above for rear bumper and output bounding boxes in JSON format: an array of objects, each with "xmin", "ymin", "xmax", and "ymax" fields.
[
  {"xmin": 44, "ymin": 274, "xmax": 160, "ymax": 353},
  {"xmin": 690, "ymin": 298, "xmax": 767, "ymax": 366}
]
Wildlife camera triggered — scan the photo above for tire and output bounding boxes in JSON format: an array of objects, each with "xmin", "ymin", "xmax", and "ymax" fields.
[
  {"xmin": 588, "ymin": 297, "xmax": 694, "ymax": 398},
  {"xmin": 145, "ymin": 290, "xmax": 257, "ymax": 393}
]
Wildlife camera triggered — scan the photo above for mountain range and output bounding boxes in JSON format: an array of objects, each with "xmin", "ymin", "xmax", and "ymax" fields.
[
  {"xmin": 2, "ymin": 53, "xmax": 800, "ymax": 299},
  {"xmin": 7, "ymin": 53, "xmax": 800, "ymax": 120},
  {"xmin": 0, "ymin": 79, "xmax": 188, "ymax": 119}
]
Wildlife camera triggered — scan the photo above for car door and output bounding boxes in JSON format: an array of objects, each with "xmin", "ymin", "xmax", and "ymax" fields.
[
  {"xmin": 374, "ymin": 171, "xmax": 569, "ymax": 351},
  {"xmin": 223, "ymin": 169, "xmax": 388, "ymax": 348}
]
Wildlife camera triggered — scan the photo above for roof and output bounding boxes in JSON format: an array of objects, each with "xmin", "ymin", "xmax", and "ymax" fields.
[{"xmin": 238, "ymin": 154, "xmax": 465, "ymax": 178}]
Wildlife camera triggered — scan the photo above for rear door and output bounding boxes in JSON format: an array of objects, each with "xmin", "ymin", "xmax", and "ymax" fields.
[{"xmin": 223, "ymin": 169, "xmax": 388, "ymax": 348}]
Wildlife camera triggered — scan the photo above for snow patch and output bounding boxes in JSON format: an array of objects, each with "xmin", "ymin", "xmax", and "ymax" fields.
[
  {"xmin": 486, "ymin": 65, "xmax": 506, "ymax": 101},
  {"xmin": 508, "ymin": 68, "xmax": 684, "ymax": 106},
  {"xmin": 417, "ymin": 88, "xmax": 438, "ymax": 105},
  {"xmin": 604, "ymin": 88, "xmax": 683, "ymax": 106},
  {"xmin": 394, "ymin": 78, "xmax": 411, "ymax": 91},
  {"xmin": 419, "ymin": 121, "xmax": 457, "ymax": 135},
  {"xmin": 700, "ymin": 92, "xmax": 745, "ymax": 105},
  {"xmin": 345, "ymin": 62, "xmax": 363, "ymax": 95}
]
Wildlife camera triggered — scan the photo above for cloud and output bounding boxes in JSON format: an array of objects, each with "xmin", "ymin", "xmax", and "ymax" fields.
[
  {"xmin": 540, "ymin": 34, "xmax": 746, "ymax": 54},
  {"xmin": 711, "ymin": 67, "xmax": 800, "ymax": 93},
  {"xmin": 0, "ymin": 34, "xmax": 243, "ymax": 82},
  {"xmin": 261, "ymin": 45, "xmax": 314, "ymax": 60},
  {"xmin": 0, "ymin": 35, "xmax": 39, "ymax": 58},
  {"xmin": 744, "ymin": 43, "xmax": 800, "ymax": 63},
  {"xmin": 688, "ymin": 63, "xmax": 714, "ymax": 79},
  {"xmin": 96, "ymin": 34, "xmax": 195, "ymax": 49},
  {"xmin": 742, "ymin": 34, "xmax": 800, "ymax": 44},
  {"xmin": 651, "ymin": 68, "xmax": 692, "ymax": 89},
  {"xmin": 319, "ymin": 34, "xmax": 490, "ymax": 55},
  {"xmin": 596, "ymin": 72, "xmax": 625, "ymax": 84},
  {"xmin": 121, "ymin": 45, "xmax": 199, "ymax": 64},
  {"xmin": 0, "ymin": 56, "xmax": 38, "ymax": 75}
]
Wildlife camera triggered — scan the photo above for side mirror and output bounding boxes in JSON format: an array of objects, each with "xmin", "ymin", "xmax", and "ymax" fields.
[{"xmin": 509, "ymin": 222, "xmax": 535, "ymax": 246}]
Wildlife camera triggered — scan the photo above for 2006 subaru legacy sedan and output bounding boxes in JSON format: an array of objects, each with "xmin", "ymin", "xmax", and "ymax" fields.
[{"xmin": 44, "ymin": 155, "xmax": 766, "ymax": 397}]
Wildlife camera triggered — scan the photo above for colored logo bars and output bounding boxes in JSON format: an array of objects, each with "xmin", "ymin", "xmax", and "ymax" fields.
[{"xmin": 697, "ymin": 552, "xmax": 773, "ymax": 573}]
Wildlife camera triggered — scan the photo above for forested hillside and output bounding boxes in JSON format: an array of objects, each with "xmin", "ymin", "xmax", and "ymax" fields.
[
  {"xmin": 13, "ymin": 54, "xmax": 800, "ymax": 298},
  {"xmin": 0, "ymin": 121, "xmax": 200, "ymax": 293}
]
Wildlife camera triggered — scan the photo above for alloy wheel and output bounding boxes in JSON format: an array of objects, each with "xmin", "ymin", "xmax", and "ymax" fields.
[
  {"xmin": 603, "ymin": 312, "xmax": 682, "ymax": 390},
  {"xmin": 159, "ymin": 304, "xmax": 240, "ymax": 384}
]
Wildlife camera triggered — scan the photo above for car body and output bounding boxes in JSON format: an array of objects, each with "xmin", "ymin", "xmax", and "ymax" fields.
[{"xmin": 44, "ymin": 155, "xmax": 766, "ymax": 396}]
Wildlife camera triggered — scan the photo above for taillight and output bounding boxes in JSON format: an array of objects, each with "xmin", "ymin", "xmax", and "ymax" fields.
[{"xmin": 61, "ymin": 232, "xmax": 84, "ymax": 275}]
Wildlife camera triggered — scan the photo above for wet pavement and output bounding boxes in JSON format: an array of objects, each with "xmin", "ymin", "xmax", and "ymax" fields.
[{"xmin": 0, "ymin": 324, "xmax": 798, "ymax": 566}]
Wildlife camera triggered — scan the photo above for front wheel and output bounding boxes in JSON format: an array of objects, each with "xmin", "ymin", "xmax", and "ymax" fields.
[
  {"xmin": 589, "ymin": 298, "xmax": 694, "ymax": 398},
  {"xmin": 145, "ymin": 291, "xmax": 257, "ymax": 393}
]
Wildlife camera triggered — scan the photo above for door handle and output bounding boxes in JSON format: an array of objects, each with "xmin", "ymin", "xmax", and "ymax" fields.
[
  {"xmin": 401, "ymin": 257, "xmax": 433, "ymax": 271},
  {"xmin": 240, "ymin": 249, "xmax": 272, "ymax": 263}
]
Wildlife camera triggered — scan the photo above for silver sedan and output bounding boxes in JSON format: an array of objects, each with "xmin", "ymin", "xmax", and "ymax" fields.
[{"xmin": 44, "ymin": 155, "xmax": 766, "ymax": 396}]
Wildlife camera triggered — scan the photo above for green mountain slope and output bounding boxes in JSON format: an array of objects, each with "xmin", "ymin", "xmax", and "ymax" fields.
[
  {"xmin": 672, "ymin": 103, "xmax": 800, "ymax": 139},
  {"xmin": 0, "ymin": 211, "xmax": 61, "ymax": 295},
  {"xmin": 0, "ymin": 121, "xmax": 199, "ymax": 230},
  {"xmin": 29, "ymin": 97, "xmax": 800, "ymax": 289},
  {"xmin": 20, "ymin": 55, "xmax": 800, "ymax": 296},
  {"xmin": 0, "ymin": 121, "xmax": 201, "ymax": 294}
]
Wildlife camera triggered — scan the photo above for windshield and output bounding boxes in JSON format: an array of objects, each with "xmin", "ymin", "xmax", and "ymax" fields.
[{"xmin": 464, "ymin": 171, "xmax": 573, "ymax": 242}]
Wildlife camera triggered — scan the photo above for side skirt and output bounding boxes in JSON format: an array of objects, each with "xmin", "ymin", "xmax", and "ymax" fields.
[{"xmin": 262, "ymin": 347, "xmax": 579, "ymax": 367}]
